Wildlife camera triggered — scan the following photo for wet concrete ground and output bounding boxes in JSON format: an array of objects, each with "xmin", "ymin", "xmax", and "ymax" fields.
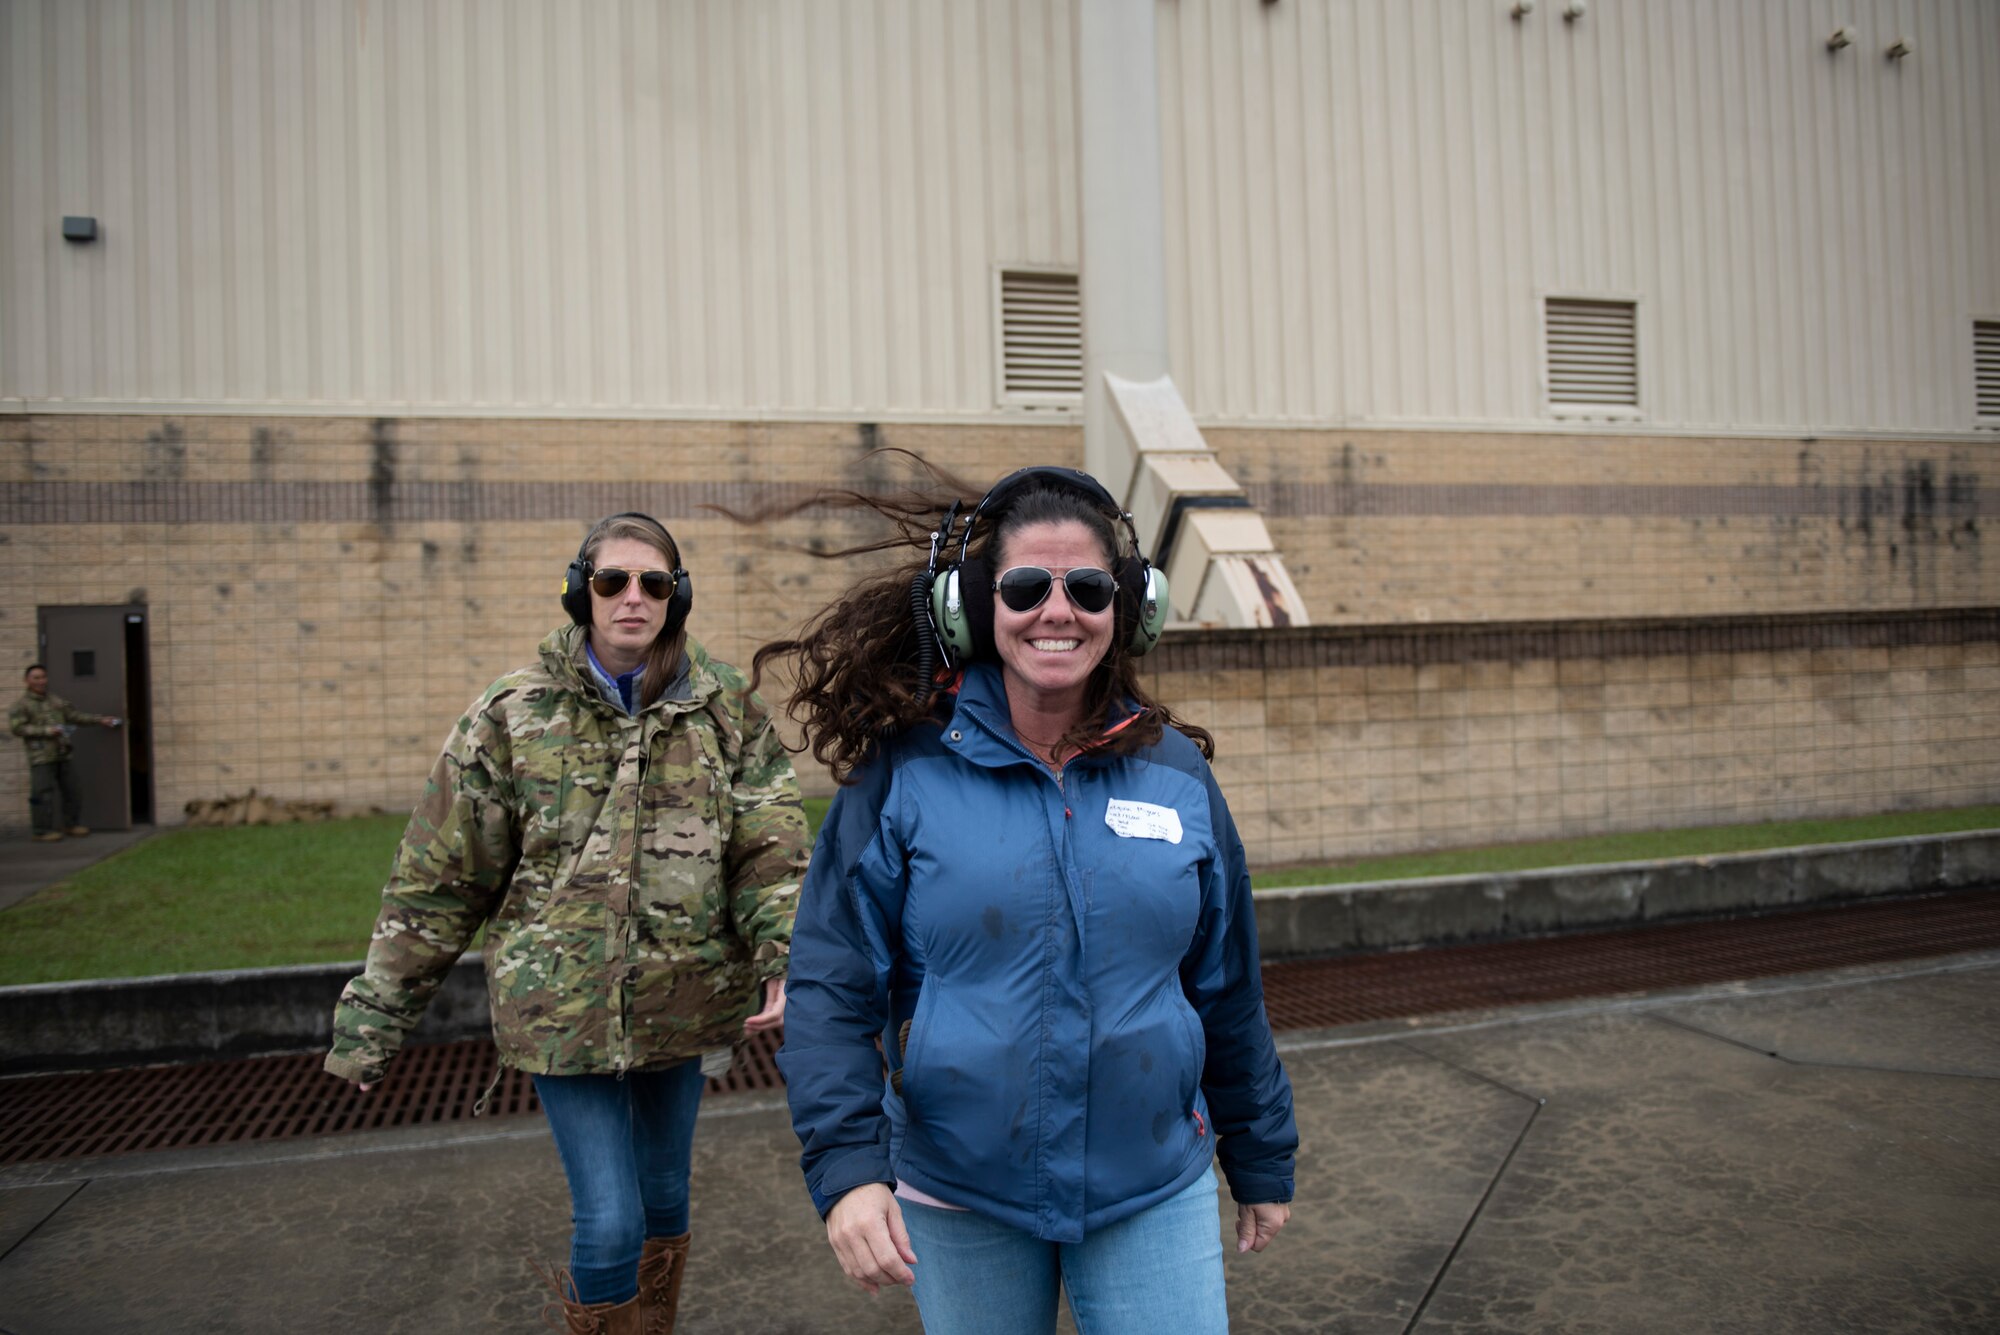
[
  {"xmin": 0, "ymin": 827, "xmax": 151, "ymax": 912},
  {"xmin": 2, "ymin": 951, "xmax": 1995, "ymax": 1334}
]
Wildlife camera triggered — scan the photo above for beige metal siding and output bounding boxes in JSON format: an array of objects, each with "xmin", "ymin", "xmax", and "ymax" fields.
[
  {"xmin": 4, "ymin": 0, "xmax": 1995, "ymax": 433},
  {"xmin": 1158, "ymin": 0, "xmax": 2000, "ymax": 433},
  {"xmin": 0, "ymin": 0, "xmax": 1079, "ymax": 415}
]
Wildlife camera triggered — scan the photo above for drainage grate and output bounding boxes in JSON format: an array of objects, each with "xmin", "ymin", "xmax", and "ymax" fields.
[
  {"xmin": 0, "ymin": 1030, "xmax": 785, "ymax": 1167},
  {"xmin": 3, "ymin": 891, "xmax": 1996, "ymax": 1166},
  {"xmin": 1260, "ymin": 889, "xmax": 2000, "ymax": 1030}
]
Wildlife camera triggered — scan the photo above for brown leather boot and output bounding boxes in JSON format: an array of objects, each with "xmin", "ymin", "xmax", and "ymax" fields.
[
  {"xmin": 637, "ymin": 1233, "xmax": 691, "ymax": 1334},
  {"xmin": 534, "ymin": 1261, "xmax": 644, "ymax": 1335}
]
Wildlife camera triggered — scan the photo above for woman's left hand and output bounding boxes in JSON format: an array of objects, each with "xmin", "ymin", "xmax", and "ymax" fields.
[
  {"xmin": 1236, "ymin": 1202, "xmax": 1290, "ymax": 1253},
  {"xmin": 743, "ymin": 977, "xmax": 787, "ymax": 1034}
]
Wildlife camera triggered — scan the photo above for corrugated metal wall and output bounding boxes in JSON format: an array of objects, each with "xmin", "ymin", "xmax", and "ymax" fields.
[
  {"xmin": 1, "ymin": 0, "xmax": 1078, "ymax": 415},
  {"xmin": 4, "ymin": 0, "xmax": 1995, "ymax": 432},
  {"xmin": 1158, "ymin": 0, "xmax": 1999, "ymax": 432}
]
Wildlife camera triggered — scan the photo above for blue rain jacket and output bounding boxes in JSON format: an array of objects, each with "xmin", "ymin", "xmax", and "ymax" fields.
[{"xmin": 779, "ymin": 663, "xmax": 1297, "ymax": 1243}]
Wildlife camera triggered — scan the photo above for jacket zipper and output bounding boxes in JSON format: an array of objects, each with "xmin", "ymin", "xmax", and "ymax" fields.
[{"xmin": 617, "ymin": 733, "xmax": 650, "ymax": 1076}]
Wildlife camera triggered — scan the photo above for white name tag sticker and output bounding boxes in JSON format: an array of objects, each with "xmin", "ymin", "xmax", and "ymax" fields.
[{"xmin": 1104, "ymin": 799, "xmax": 1183, "ymax": 845}]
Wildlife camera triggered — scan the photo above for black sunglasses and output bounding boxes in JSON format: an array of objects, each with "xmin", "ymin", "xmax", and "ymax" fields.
[
  {"xmin": 589, "ymin": 566, "xmax": 677, "ymax": 600},
  {"xmin": 993, "ymin": 566, "xmax": 1118, "ymax": 615}
]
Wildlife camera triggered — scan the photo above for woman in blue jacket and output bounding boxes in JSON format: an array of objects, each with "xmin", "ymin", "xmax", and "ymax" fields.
[{"xmin": 762, "ymin": 466, "xmax": 1297, "ymax": 1334}]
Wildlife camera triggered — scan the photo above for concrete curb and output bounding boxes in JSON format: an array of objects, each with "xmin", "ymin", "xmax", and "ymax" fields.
[
  {"xmin": 0, "ymin": 957, "xmax": 490, "ymax": 1076},
  {"xmin": 1252, "ymin": 829, "xmax": 2000, "ymax": 958},
  {"xmin": 3, "ymin": 831, "xmax": 1995, "ymax": 1074}
]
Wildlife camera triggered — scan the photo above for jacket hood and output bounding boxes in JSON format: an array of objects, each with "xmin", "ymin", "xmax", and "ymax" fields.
[{"xmin": 537, "ymin": 623, "xmax": 718, "ymax": 715}]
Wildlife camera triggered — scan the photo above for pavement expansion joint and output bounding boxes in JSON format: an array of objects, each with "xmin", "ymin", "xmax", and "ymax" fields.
[
  {"xmin": 1647, "ymin": 1011, "xmax": 2000, "ymax": 1081},
  {"xmin": 1648, "ymin": 1011, "xmax": 1784, "ymax": 1058},
  {"xmin": 0, "ymin": 1179, "xmax": 83, "ymax": 1270},
  {"xmin": 1402, "ymin": 1100, "xmax": 1546, "ymax": 1335},
  {"xmin": 1389, "ymin": 1037, "xmax": 1548, "ymax": 1109}
]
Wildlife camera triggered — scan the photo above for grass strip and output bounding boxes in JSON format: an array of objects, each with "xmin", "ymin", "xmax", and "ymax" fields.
[
  {"xmin": 1250, "ymin": 805, "xmax": 2000, "ymax": 888},
  {"xmin": 2, "ymin": 800, "xmax": 1993, "ymax": 985}
]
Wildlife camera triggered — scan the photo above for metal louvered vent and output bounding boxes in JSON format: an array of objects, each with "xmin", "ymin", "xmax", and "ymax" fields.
[
  {"xmin": 1546, "ymin": 297, "xmax": 1639, "ymax": 411},
  {"xmin": 998, "ymin": 269, "xmax": 1083, "ymax": 402},
  {"xmin": 1978, "ymin": 321, "xmax": 2000, "ymax": 423}
]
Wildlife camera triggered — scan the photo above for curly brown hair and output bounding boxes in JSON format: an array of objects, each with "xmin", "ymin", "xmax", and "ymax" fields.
[{"xmin": 750, "ymin": 462, "xmax": 1212, "ymax": 783}]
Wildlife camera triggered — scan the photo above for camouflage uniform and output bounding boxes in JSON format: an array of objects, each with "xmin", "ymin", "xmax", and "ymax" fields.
[
  {"xmin": 10, "ymin": 689, "xmax": 111, "ymax": 835},
  {"xmin": 9, "ymin": 689, "xmax": 104, "ymax": 765},
  {"xmin": 325, "ymin": 625, "xmax": 808, "ymax": 1086}
]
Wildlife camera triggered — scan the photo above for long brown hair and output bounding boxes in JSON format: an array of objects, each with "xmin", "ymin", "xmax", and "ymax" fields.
[
  {"xmin": 581, "ymin": 514, "xmax": 688, "ymax": 709},
  {"xmin": 750, "ymin": 461, "xmax": 1212, "ymax": 783}
]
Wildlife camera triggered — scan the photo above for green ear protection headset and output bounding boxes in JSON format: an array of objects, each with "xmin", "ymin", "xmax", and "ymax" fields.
[
  {"xmin": 923, "ymin": 466, "xmax": 1169, "ymax": 670},
  {"xmin": 559, "ymin": 511, "xmax": 694, "ymax": 635}
]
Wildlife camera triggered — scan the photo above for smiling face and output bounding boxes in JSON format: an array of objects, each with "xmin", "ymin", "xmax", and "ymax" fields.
[
  {"xmin": 24, "ymin": 667, "xmax": 48, "ymax": 696},
  {"xmin": 587, "ymin": 535, "xmax": 676, "ymax": 676},
  {"xmin": 991, "ymin": 518, "xmax": 1117, "ymax": 726}
]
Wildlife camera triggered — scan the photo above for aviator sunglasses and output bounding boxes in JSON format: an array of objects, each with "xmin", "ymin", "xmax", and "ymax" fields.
[
  {"xmin": 589, "ymin": 566, "xmax": 678, "ymax": 600},
  {"xmin": 993, "ymin": 565, "xmax": 1118, "ymax": 615}
]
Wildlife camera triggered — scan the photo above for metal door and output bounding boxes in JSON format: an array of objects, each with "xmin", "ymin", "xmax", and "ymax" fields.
[{"xmin": 37, "ymin": 606, "xmax": 136, "ymax": 831}]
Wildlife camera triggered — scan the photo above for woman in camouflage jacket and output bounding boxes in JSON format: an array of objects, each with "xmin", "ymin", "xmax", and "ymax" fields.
[{"xmin": 326, "ymin": 513, "xmax": 809, "ymax": 1335}]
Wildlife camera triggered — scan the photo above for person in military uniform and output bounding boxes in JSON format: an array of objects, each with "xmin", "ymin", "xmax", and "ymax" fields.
[
  {"xmin": 9, "ymin": 664, "xmax": 121, "ymax": 842},
  {"xmin": 326, "ymin": 513, "xmax": 809, "ymax": 1335}
]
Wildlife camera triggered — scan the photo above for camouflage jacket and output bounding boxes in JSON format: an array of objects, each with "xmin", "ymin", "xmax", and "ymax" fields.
[
  {"xmin": 324, "ymin": 626, "xmax": 809, "ymax": 1085},
  {"xmin": 9, "ymin": 691, "xmax": 103, "ymax": 765}
]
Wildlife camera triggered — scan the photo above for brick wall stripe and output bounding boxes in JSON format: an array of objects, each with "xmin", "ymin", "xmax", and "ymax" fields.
[
  {"xmin": 5, "ymin": 479, "xmax": 1997, "ymax": 526},
  {"xmin": 1145, "ymin": 610, "xmax": 2000, "ymax": 673}
]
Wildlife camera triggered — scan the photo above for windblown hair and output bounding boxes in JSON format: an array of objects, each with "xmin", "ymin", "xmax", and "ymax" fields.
[
  {"xmin": 581, "ymin": 514, "xmax": 688, "ymax": 710},
  {"xmin": 750, "ymin": 457, "xmax": 1213, "ymax": 783}
]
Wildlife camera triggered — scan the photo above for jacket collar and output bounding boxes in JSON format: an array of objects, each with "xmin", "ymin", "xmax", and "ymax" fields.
[
  {"xmin": 539, "ymin": 623, "xmax": 716, "ymax": 720},
  {"xmin": 942, "ymin": 661, "xmax": 1142, "ymax": 770}
]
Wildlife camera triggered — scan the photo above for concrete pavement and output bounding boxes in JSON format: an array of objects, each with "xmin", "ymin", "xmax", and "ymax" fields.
[
  {"xmin": 2, "ymin": 950, "xmax": 1995, "ymax": 1334},
  {"xmin": 0, "ymin": 828, "xmax": 153, "ymax": 912}
]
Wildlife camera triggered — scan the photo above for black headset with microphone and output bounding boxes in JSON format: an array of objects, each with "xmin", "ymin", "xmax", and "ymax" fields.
[{"xmin": 559, "ymin": 511, "xmax": 694, "ymax": 636}]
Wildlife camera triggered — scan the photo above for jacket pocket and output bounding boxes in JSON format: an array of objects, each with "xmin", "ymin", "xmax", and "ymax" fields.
[
  {"xmin": 1175, "ymin": 992, "xmax": 1207, "ymax": 1111},
  {"xmin": 485, "ymin": 899, "xmax": 609, "ymax": 1066},
  {"xmin": 895, "ymin": 982, "xmax": 1037, "ymax": 1200},
  {"xmin": 895, "ymin": 986, "xmax": 938, "ymax": 1108}
]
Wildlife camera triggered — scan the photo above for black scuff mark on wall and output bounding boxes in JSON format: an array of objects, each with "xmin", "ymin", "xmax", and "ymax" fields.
[
  {"xmin": 142, "ymin": 422, "xmax": 187, "ymax": 481},
  {"xmin": 369, "ymin": 419, "xmax": 397, "ymax": 526},
  {"xmin": 250, "ymin": 427, "xmax": 285, "ymax": 482},
  {"xmin": 1944, "ymin": 470, "xmax": 1982, "ymax": 553},
  {"xmin": 1900, "ymin": 460, "xmax": 1936, "ymax": 597}
]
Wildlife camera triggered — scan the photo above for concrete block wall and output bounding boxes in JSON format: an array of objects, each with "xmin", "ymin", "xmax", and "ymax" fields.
[
  {"xmin": 1142, "ymin": 617, "xmax": 2000, "ymax": 867},
  {"xmin": 0, "ymin": 415, "xmax": 1061, "ymax": 825},
  {"xmin": 1216, "ymin": 428, "xmax": 1996, "ymax": 625},
  {"xmin": 5, "ymin": 414, "xmax": 1996, "ymax": 857}
]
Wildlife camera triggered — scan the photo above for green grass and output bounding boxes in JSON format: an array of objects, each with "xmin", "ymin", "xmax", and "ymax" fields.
[
  {"xmin": 1248, "ymin": 805, "xmax": 2000, "ymax": 888},
  {"xmin": 0, "ymin": 815, "xmax": 410, "ymax": 986},
  {"xmin": 2, "ymin": 800, "xmax": 1993, "ymax": 985}
]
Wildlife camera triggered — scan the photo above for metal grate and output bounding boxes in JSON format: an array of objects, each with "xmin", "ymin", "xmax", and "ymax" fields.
[
  {"xmin": 1261, "ymin": 890, "xmax": 2000, "ymax": 1030},
  {"xmin": 0, "ymin": 1030, "xmax": 785, "ymax": 1167},
  {"xmin": 1546, "ymin": 296, "xmax": 1639, "ymax": 409},
  {"xmin": 4, "ymin": 891, "xmax": 1997, "ymax": 1166}
]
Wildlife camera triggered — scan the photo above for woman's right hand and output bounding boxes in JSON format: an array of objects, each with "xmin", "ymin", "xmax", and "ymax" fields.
[{"xmin": 825, "ymin": 1183, "xmax": 917, "ymax": 1295}]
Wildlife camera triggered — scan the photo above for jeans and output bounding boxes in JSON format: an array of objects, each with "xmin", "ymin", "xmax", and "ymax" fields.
[
  {"xmin": 532, "ymin": 1060, "xmax": 706, "ymax": 1305},
  {"xmin": 28, "ymin": 759, "xmax": 80, "ymax": 835},
  {"xmin": 898, "ymin": 1165, "xmax": 1229, "ymax": 1335}
]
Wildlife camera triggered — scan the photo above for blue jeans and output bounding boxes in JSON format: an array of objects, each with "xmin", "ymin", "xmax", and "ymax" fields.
[
  {"xmin": 898, "ymin": 1165, "xmax": 1229, "ymax": 1335},
  {"xmin": 532, "ymin": 1061, "xmax": 706, "ymax": 1305}
]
